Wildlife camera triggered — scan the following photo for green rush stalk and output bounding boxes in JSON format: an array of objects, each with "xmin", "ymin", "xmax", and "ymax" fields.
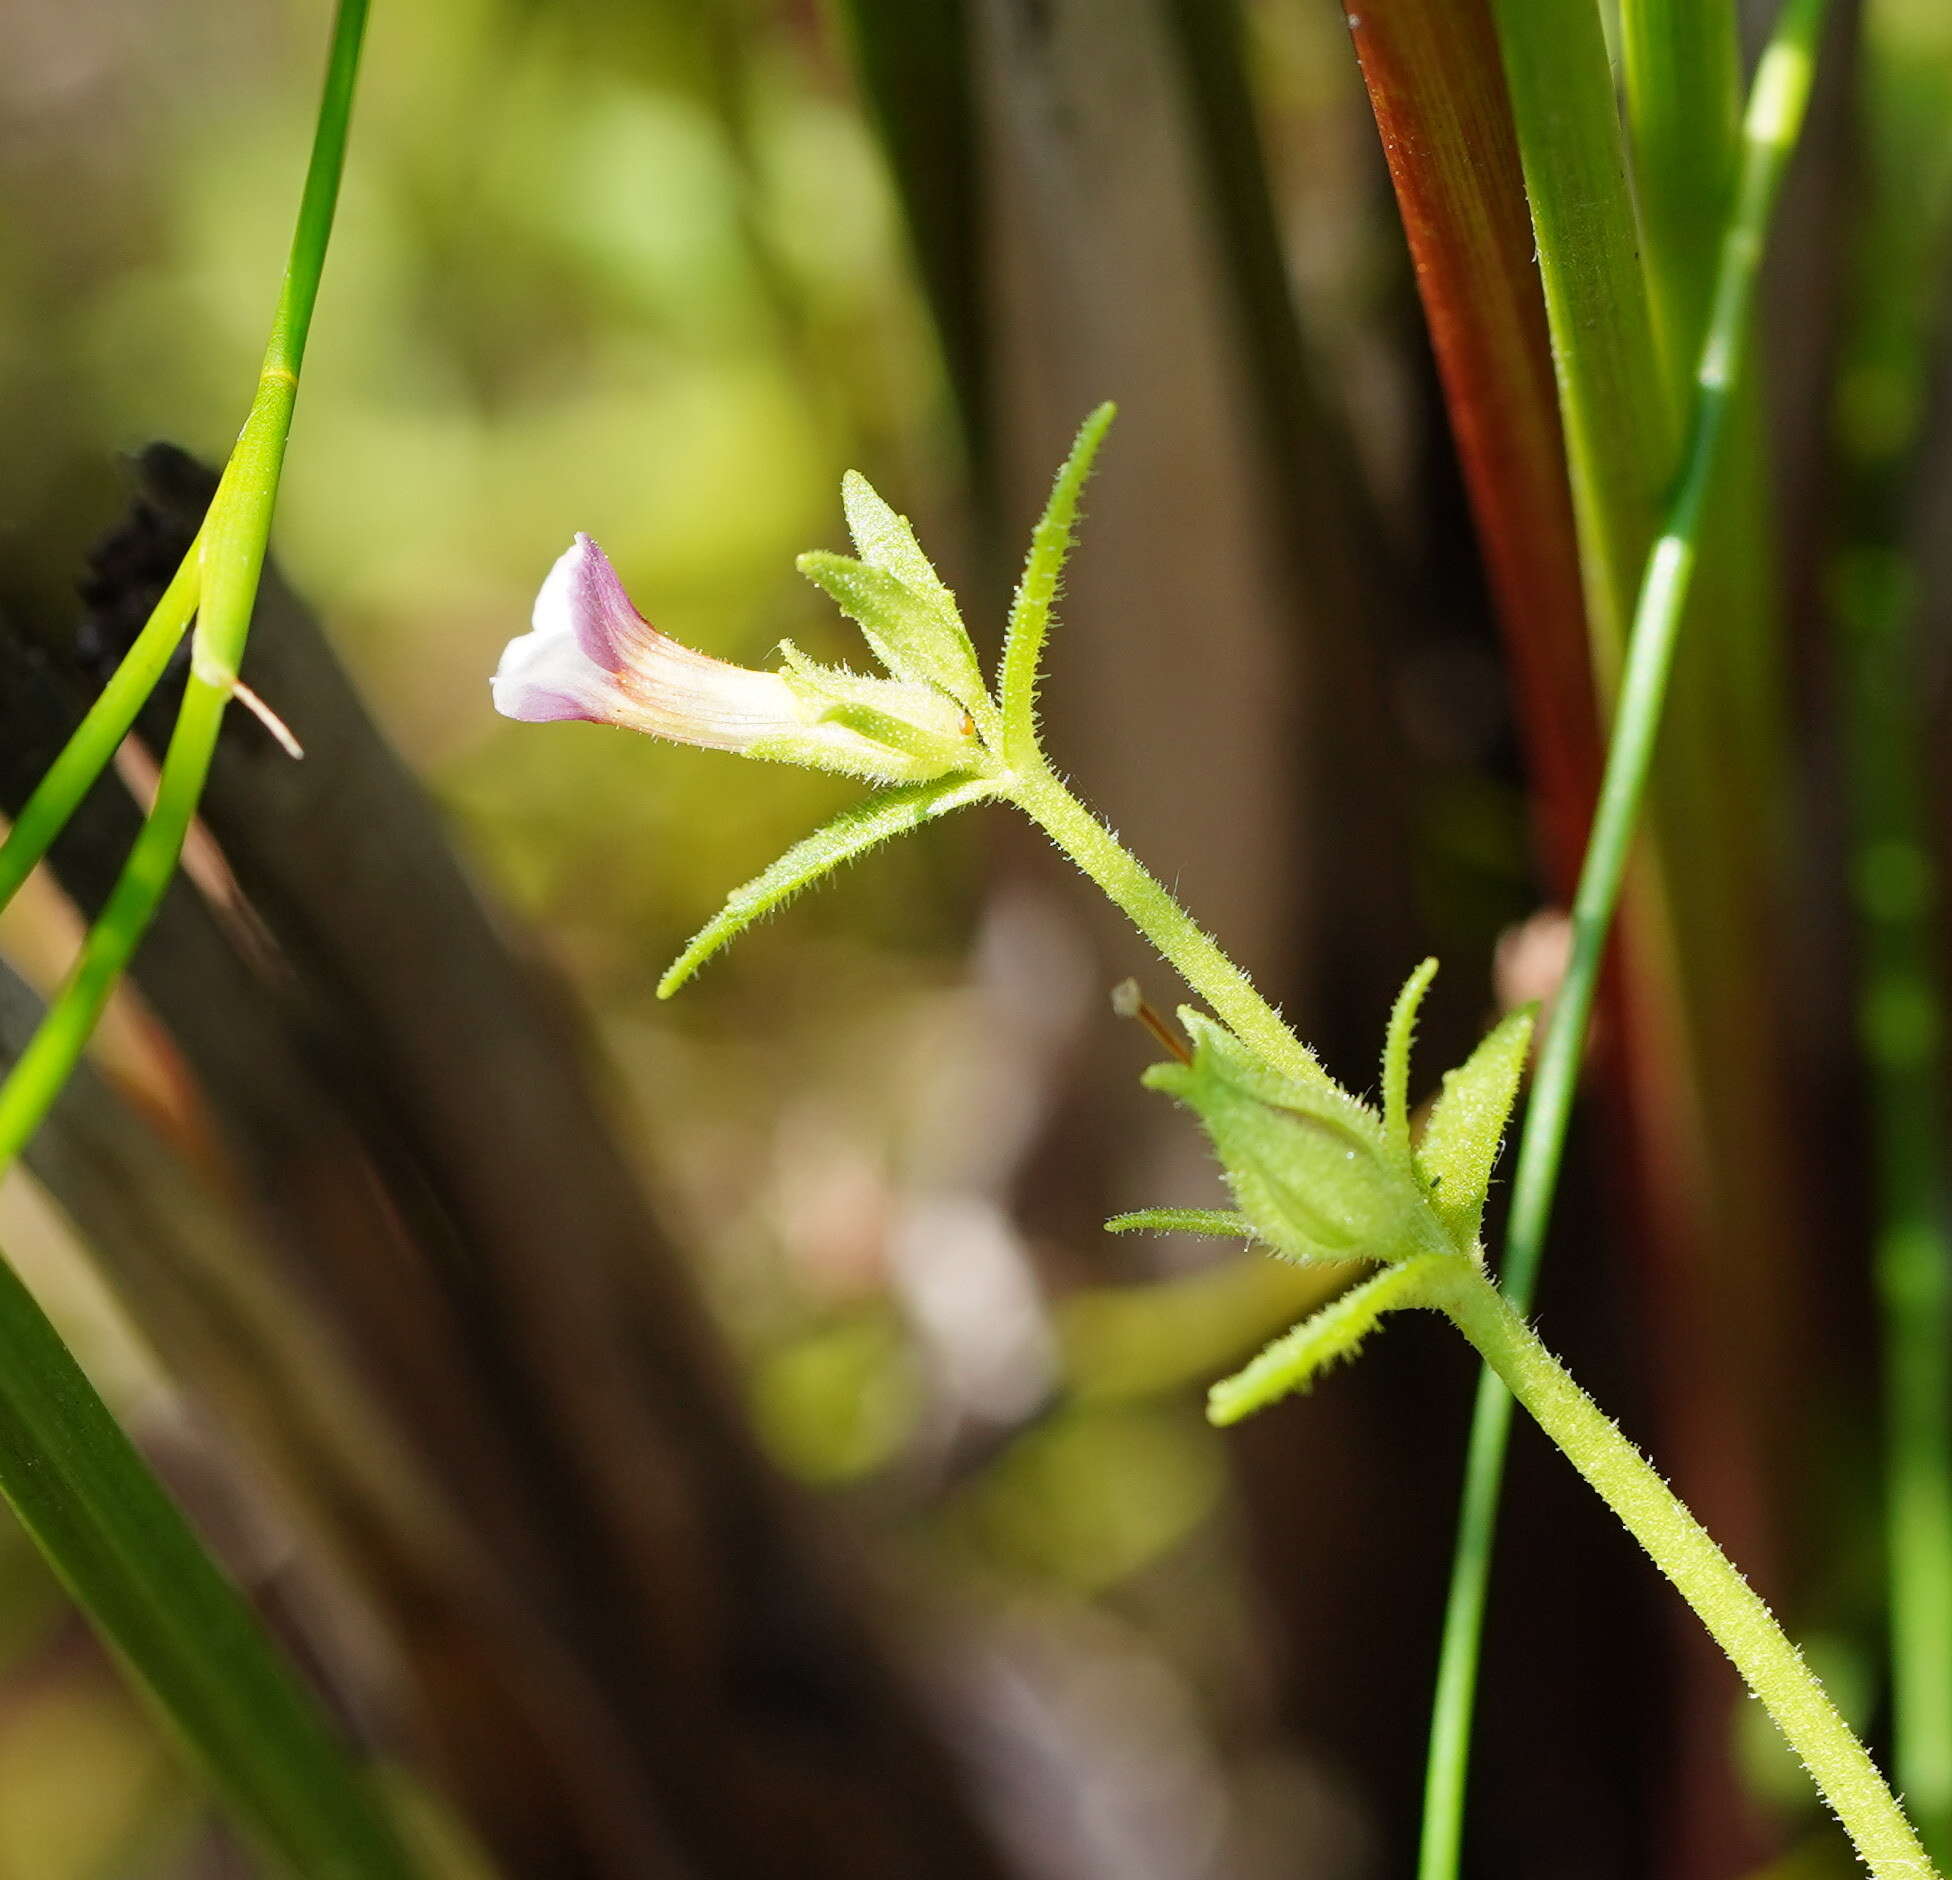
[
  {"xmin": 0, "ymin": 0, "xmax": 365, "ymax": 1169},
  {"xmin": 0, "ymin": 4, "xmax": 416, "ymax": 1873},
  {"xmin": 1417, "ymin": 3, "xmax": 1830, "ymax": 1872}
]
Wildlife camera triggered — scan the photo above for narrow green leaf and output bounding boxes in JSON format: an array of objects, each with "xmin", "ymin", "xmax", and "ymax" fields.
[
  {"xmin": 1208, "ymin": 1255, "xmax": 1448, "ymax": 1426},
  {"xmin": 1382, "ymin": 958, "xmax": 1439, "ymax": 1170},
  {"xmin": 1421, "ymin": 5, "xmax": 1831, "ymax": 1867},
  {"xmin": 0, "ymin": 1249, "xmax": 414, "ymax": 1877},
  {"xmin": 1105, "ymin": 1207, "xmax": 1256, "ymax": 1239},
  {"xmin": 1416, "ymin": 1007, "xmax": 1536, "ymax": 1248},
  {"xmin": 796, "ymin": 547, "xmax": 989, "ymax": 718},
  {"xmin": 659, "ymin": 776, "xmax": 998, "ymax": 996},
  {"xmin": 1340, "ymin": 0, "xmax": 1599, "ymax": 898},
  {"xmin": 1490, "ymin": 0, "xmax": 1671, "ymax": 679},
  {"xmin": 0, "ymin": 5, "xmax": 414, "ymax": 1874},
  {"xmin": 998, "ymin": 402, "xmax": 1116, "ymax": 762},
  {"xmin": 1621, "ymin": 0, "xmax": 1742, "ymax": 411}
]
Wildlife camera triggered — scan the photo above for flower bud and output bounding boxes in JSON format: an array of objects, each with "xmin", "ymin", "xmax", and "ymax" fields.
[{"xmin": 1144, "ymin": 1015, "xmax": 1436, "ymax": 1266}]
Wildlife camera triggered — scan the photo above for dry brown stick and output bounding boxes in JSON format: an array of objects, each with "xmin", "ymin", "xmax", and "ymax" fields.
[
  {"xmin": 0, "ymin": 619, "xmax": 698, "ymax": 1876},
  {"xmin": 47, "ymin": 447, "xmax": 1019, "ymax": 1880}
]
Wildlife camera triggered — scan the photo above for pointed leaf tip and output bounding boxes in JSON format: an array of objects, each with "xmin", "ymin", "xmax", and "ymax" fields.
[
  {"xmin": 998, "ymin": 403, "xmax": 1119, "ymax": 756},
  {"xmin": 1382, "ymin": 958, "xmax": 1439, "ymax": 1168},
  {"xmin": 1207, "ymin": 1256, "xmax": 1445, "ymax": 1424},
  {"xmin": 797, "ymin": 550, "xmax": 988, "ymax": 716},
  {"xmin": 1416, "ymin": 1004, "xmax": 1536, "ymax": 1248}
]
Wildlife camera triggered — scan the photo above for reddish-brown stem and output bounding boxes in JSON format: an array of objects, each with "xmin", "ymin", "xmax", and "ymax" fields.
[{"xmin": 1345, "ymin": 0, "xmax": 1599, "ymax": 894}]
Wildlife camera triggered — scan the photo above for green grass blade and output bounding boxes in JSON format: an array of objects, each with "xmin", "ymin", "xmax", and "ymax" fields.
[
  {"xmin": 1621, "ymin": 0, "xmax": 1742, "ymax": 404},
  {"xmin": 0, "ymin": 0, "xmax": 364, "ymax": 1176},
  {"xmin": 1488, "ymin": 0, "xmax": 1671, "ymax": 678},
  {"xmin": 1342, "ymin": 0, "xmax": 1600, "ymax": 896},
  {"xmin": 659, "ymin": 776, "xmax": 998, "ymax": 997},
  {"xmin": 0, "ymin": 1248, "xmax": 413, "ymax": 1877},
  {"xmin": 1418, "ymin": 8, "xmax": 1831, "ymax": 1873},
  {"xmin": 1621, "ymin": 0, "xmax": 1791, "ymax": 1121},
  {"xmin": 0, "ymin": 4, "xmax": 414, "ymax": 1871}
]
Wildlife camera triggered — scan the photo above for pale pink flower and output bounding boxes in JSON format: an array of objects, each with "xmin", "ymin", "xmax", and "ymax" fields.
[
  {"xmin": 493, "ymin": 534, "xmax": 808, "ymax": 748},
  {"xmin": 493, "ymin": 535, "xmax": 976, "ymax": 783}
]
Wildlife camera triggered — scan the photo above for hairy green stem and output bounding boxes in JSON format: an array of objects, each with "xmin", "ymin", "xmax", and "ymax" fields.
[
  {"xmin": 1010, "ymin": 762, "xmax": 1323, "ymax": 1091},
  {"xmin": 1433, "ymin": 1263, "xmax": 1935, "ymax": 1877},
  {"xmin": 1006, "ymin": 667, "xmax": 1926, "ymax": 1873},
  {"xmin": 1415, "ymin": 3, "xmax": 1828, "ymax": 1867}
]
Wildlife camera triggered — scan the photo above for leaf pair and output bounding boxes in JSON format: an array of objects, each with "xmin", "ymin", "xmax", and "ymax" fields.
[{"xmin": 660, "ymin": 404, "xmax": 1116, "ymax": 995}]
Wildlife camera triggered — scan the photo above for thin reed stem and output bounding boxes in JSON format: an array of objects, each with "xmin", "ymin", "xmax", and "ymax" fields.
[
  {"xmin": 0, "ymin": 528, "xmax": 204, "ymax": 917},
  {"xmin": 0, "ymin": 7, "xmax": 414, "ymax": 1872},
  {"xmin": 0, "ymin": 3, "xmax": 364, "ymax": 1173},
  {"xmin": 1418, "ymin": 8, "xmax": 1831, "ymax": 1872}
]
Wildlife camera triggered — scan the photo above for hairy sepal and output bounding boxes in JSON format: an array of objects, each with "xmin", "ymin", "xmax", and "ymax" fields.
[
  {"xmin": 1382, "ymin": 957, "xmax": 1440, "ymax": 1171},
  {"xmin": 1145, "ymin": 1013, "xmax": 1432, "ymax": 1266},
  {"xmin": 795, "ymin": 550, "xmax": 990, "ymax": 720},
  {"xmin": 1416, "ymin": 1005, "xmax": 1536, "ymax": 1248},
  {"xmin": 1105, "ymin": 1207, "xmax": 1257, "ymax": 1239},
  {"xmin": 766, "ymin": 642, "xmax": 982, "ymax": 783}
]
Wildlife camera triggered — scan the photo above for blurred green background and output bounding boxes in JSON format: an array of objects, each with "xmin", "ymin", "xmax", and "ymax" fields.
[{"xmin": 1, "ymin": 1, "xmax": 1948, "ymax": 1875}]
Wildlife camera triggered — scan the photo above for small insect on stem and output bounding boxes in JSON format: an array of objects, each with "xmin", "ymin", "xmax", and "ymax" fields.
[{"xmin": 1111, "ymin": 977, "xmax": 1193, "ymax": 1065}]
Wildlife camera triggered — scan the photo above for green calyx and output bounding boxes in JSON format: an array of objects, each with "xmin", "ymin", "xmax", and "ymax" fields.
[
  {"xmin": 1142, "ymin": 1011, "xmax": 1441, "ymax": 1267},
  {"xmin": 1126, "ymin": 966, "xmax": 1535, "ymax": 1423}
]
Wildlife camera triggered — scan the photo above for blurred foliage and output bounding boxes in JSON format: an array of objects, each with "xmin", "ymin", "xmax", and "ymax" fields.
[{"xmin": 0, "ymin": 5, "xmax": 1363, "ymax": 1869}]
